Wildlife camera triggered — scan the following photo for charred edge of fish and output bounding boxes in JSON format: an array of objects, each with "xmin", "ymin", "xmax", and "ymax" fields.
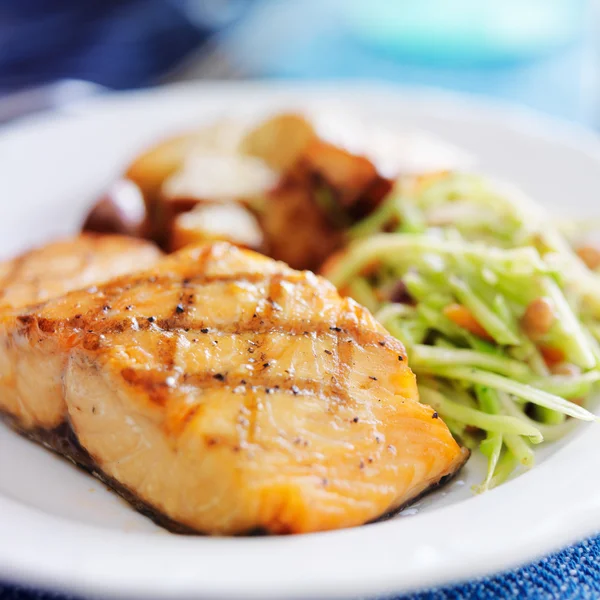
[
  {"xmin": 369, "ymin": 447, "xmax": 471, "ymax": 525},
  {"xmin": 0, "ymin": 412, "xmax": 282, "ymax": 537},
  {"xmin": 0, "ymin": 412, "xmax": 470, "ymax": 537},
  {"xmin": 0, "ymin": 413, "xmax": 198, "ymax": 535}
]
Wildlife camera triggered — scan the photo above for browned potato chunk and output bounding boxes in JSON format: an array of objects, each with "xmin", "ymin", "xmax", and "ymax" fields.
[
  {"xmin": 302, "ymin": 140, "xmax": 388, "ymax": 216},
  {"xmin": 240, "ymin": 113, "xmax": 317, "ymax": 172},
  {"xmin": 304, "ymin": 141, "xmax": 377, "ymax": 200},
  {"xmin": 162, "ymin": 153, "xmax": 277, "ymax": 207},
  {"xmin": 125, "ymin": 120, "xmax": 253, "ymax": 244},
  {"xmin": 124, "ymin": 131, "xmax": 207, "ymax": 243},
  {"xmin": 125, "ymin": 120, "xmax": 250, "ymax": 200},
  {"xmin": 160, "ymin": 153, "xmax": 277, "ymax": 246},
  {"xmin": 92, "ymin": 113, "xmax": 392, "ymax": 267},
  {"xmin": 126, "ymin": 132, "xmax": 203, "ymax": 205},
  {"xmin": 246, "ymin": 124, "xmax": 392, "ymax": 271},
  {"xmin": 259, "ymin": 181, "xmax": 344, "ymax": 272},
  {"xmin": 82, "ymin": 179, "xmax": 148, "ymax": 237},
  {"xmin": 170, "ymin": 203, "xmax": 264, "ymax": 252}
]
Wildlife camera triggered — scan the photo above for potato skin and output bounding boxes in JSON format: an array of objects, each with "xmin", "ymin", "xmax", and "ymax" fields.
[{"xmin": 82, "ymin": 179, "xmax": 148, "ymax": 238}]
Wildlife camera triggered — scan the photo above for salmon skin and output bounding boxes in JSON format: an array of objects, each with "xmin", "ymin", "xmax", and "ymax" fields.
[{"xmin": 0, "ymin": 240, "xmax": 468, "ymax": 535}]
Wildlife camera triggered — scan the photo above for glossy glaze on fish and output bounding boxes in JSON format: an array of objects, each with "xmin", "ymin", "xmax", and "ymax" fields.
[{"xmin": 0, "ymin": 241, "xmax": 468, "ymax": 534}]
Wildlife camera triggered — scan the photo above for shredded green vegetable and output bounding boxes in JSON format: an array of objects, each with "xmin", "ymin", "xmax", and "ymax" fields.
[
  {"xmin": 419, "ymin": 386, "xmax": 543, "ymax": 443},
  {"xmin": 323, "ymin": 172, "xmax": 600, "ymax": 490}
]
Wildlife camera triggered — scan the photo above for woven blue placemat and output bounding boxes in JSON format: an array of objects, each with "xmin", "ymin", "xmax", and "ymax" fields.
[{"xmin": 2, "ymin": 535, "xmax": 599, "ymax": 600}]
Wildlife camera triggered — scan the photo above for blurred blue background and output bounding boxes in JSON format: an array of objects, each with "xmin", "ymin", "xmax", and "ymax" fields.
[{"xmin": 0, "ymin": 0, "xmax": 597, "ymax": 124}]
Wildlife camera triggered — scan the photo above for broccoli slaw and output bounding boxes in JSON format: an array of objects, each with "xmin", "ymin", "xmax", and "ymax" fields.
[{"xmin": 323, "ymin": 172, "xmax": 600, "ymax": 491}]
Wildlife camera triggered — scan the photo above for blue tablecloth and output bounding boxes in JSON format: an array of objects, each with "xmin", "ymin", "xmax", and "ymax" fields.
[{"xmin": 2, "ymin": 535, "xmax": 599, "ymax": 599}]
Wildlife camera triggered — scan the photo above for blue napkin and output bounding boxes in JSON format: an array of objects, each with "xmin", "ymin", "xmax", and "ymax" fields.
[
  {"xmin": 0, "ymin": 0, "xmax": 207, "ymax": 91},
  {"xmin": 2, "ymin": 534, "xmax": 599, "ymax": 599}
]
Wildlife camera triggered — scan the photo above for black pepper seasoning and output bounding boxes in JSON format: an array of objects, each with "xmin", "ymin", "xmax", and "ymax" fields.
[{"xmin": 175, "ymin": 304, "xmax": 185, "ymax": 314}]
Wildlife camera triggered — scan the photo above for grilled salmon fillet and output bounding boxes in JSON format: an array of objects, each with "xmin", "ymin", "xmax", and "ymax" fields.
[
  {"xmin": 0, "ymin": 234, "xmax": 161, "ymax": 310},
  {"xmin": 0, "ymin": 241, "xmax": 468, "ymax": 534}
]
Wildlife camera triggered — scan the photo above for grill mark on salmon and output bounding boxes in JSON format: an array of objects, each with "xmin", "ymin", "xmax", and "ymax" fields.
[
  {"xmin": 15, "ymin": 307, "xmax": 396, "ymax": 351},
  {"xmin": 332, "ymin": 328, "xmax": 353, "ymax": 407}
]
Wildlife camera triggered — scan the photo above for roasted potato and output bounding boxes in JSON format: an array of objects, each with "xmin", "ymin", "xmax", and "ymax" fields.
[
  {"xmin": 125, "ymin": 120, "xmax": 254, "ymax": 244},
  {"xmin": 259, "ymin": 178, "xmax": 344, "ymax": 272},
  {"xmin": 302, "ymin": 140, "xmax": 391, "ymax": 218},
  {"xmin": 86, "ymin": 112, "xmax": 392, "ymax": 269},
  {"xmin": 125, "ymin": 120, "xmax": 250, "ymax": 199},
  {"xmin": 170, "ymin": 202, "xmax": 264, "ymax": 252},
  {"xmin": 240, "ymin": 115, "xmax": 392, "ymax": 270},
  {"xmin": 83, "ymin": 179, "xmax": 148, "ymax": 237},
  {"xmin": 123, "ymin": 131, "xmax": 205, "ymax": 243},
  {"xmin": 126, "ymin": 132, "xmax": 201, "ymax": 201},
  {"xmin": 163, "ymin": 152, "xmax": 277, "ymax": 205},
  {"xmin": 240, "ymin": 113, "xmax": 317, "ymax": 173}
]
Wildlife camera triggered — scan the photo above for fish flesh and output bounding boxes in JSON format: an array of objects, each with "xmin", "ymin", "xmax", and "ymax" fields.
[
  {"xmin": 0, "ymin": 234, "xmax": 161, "ymax": 310},
  {"xmin": 0, "ymin": 241, "xmax": 468, "ymax": 534}
]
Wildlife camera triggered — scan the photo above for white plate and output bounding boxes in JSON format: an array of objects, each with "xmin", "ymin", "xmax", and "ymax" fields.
[{"xmin": 1, "ymin": 82, "xmax": 600, "ymax": 600}]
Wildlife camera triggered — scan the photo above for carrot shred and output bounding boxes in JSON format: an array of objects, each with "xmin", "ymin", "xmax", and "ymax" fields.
[
  {"xmin": 538, "ymin": 344, "xmax": 566, "ymax": 367},
  {"xmin": 443, "ymin": 303, "xmax": 494, "ymax": 341}
]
